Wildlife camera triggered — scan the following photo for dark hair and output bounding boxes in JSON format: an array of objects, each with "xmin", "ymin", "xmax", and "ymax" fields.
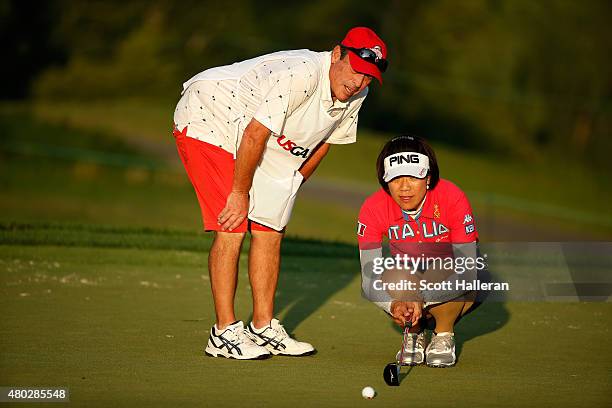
[
  {"xmin": 376, "ymin": 135, "xmax": 440, "ymax": 192},
  {"xmin": 339, "ymin": 45, "xmax": 349, "ymax": 59}
]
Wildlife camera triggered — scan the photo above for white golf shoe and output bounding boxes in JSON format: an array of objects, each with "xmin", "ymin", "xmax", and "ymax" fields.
[
  {"xmin": 396, "ymin": 331, "xmax": 428, "ymax": 365},
  {"xmin": 205, "ymin": 321, "xmax": 271, "ymax": 360},
  {"xmin": 425, "ymin": 332, "xmax": 456, "ymax": 367},
  {"xmin": 245, "ymin": 318, "xmax": 316, "ymax": 356}
]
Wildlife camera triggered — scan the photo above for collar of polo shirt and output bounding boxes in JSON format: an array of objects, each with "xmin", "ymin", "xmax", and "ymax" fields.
[{"xmin": 321, "ymin": 51, "xmax": 349, "ymax": 111}]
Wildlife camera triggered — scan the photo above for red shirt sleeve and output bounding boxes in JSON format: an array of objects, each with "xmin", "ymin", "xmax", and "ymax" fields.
[
  {"xmin": 447, "ymin": 188, "xmax": 479, "ymax": 243},
  {"xmin": 357, "ymin": 195, "xmax": 386, "ymax": 249}
]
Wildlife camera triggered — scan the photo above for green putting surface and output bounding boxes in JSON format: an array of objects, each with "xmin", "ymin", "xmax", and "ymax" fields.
[{"xmin": 1, "ymin": 227, "xmax": 610, "ymax": 407}]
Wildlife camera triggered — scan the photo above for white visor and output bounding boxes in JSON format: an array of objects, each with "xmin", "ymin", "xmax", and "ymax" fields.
[{"xmin": 383, "ymin": 152, "xmax": 430, "ymax": 182}]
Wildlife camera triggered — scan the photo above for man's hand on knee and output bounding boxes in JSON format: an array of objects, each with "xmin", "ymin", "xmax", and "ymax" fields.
[{"xmin": 218, "ymin": 191, "xmax": 249, "ymax": 231}]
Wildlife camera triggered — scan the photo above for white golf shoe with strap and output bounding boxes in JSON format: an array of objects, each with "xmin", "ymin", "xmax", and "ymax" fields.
[
  {"xmin": 245, "ymin": 318, "xmax": 316, "ymax": 356},
  {"xmin": 205, "ymin": 321, "xmax": 271, "ymax": 360}
]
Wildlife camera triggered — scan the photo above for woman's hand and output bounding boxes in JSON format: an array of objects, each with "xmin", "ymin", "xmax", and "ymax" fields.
[{"xmin": 390, "ymin": 300, "xmax": 423, "ymax": 327}]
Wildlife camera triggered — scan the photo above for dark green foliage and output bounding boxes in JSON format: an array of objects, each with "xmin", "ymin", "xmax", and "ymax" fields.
[{"xmin": 3, "ymin": 0, "xmax": 612, "ymax": 169}]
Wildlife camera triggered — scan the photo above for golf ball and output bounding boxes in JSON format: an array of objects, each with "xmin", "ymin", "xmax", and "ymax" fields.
[{"xmin": 361, "ymin": 386, "xmax": 376, "ymax": 399}]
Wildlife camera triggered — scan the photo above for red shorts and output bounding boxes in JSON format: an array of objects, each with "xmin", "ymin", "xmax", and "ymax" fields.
[{"xmin": 173, "ymin": 126, "xmax": 276, "ymax": 233}]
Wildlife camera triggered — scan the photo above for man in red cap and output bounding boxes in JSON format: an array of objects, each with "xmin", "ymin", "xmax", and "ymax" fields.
[{"xmin": 173, "ymin": 27, "xmax": 387, "ymax": 360}]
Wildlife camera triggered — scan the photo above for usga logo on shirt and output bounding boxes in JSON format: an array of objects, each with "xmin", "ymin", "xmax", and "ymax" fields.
[{"xmin": 277, "ymin": 135, "xmax": 310, "ymax": 158}]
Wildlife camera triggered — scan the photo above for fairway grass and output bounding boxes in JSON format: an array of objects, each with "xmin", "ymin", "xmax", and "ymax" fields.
[
  {"xmin": 2, "ymin": 108, "xmax": 611, "ymax": 243},
  {"xmin": 25, "ymin": 98, "xmax": 612, "ymax": 233},
  {"xmin": 1, "ymin": 225, "xmax": 610, "ymax": 407}
]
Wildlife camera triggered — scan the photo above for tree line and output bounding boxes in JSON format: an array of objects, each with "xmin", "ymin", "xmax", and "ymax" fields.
[{"xmin": 3, "ymin": 0, "xmax": 611, "ymax": 171}]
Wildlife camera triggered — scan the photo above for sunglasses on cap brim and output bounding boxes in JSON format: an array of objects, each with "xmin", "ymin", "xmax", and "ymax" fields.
[{"xmin": 342, "ymin": 46, "xmax": 388, "ymax": 73}]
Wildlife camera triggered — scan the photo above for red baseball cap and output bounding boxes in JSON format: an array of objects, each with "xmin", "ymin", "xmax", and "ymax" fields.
[{"xmin": 340, "ymin": 27, "xmax": 387, "ymax": 84}]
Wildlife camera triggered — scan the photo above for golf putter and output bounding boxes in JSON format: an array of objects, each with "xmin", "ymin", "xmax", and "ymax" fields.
[{"xmin": 383, "ymin": 321, "xmax": 412, "ymax": 386}]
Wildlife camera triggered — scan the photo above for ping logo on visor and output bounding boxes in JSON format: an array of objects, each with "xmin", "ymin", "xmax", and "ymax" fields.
[
  {"xmin": 383, "ymin": 152, "xmax": 430, "ymax": 182},
  {"xmin": 388, "ymin": 154, "xmax": 420, "ymax": 166}
]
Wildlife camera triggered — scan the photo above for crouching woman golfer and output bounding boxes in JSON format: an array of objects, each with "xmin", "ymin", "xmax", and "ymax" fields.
[{"xmin": 357, "ymin": 135, "xmax": 485, "ymax": 367}]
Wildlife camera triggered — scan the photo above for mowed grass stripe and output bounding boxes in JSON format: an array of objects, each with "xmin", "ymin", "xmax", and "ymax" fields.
[{"xmin": 0, "ymin": 222, "xmax": 357, "ymax": 259}]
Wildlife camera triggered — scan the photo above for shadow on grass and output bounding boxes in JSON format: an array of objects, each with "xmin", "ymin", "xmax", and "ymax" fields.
[
  {"xmin": 399, "ymin": 365, "xmax": 415, "ymax": 383},
  {"xmin": 453, "ymin": 301, "xmax": 510, "ymax": 359},
  {"xmin": 248, "ymin": 235, "xmax": 358, "ymax": 334}
]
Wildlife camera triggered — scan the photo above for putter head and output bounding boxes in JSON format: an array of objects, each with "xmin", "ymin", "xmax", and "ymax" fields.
[
  {"xmin": 383, "ymin": 321, "xmax": 413, "ymax": 386},
  {"xmin": 383, "ymin": 363, "xmax": 400, "ymax": 386}
]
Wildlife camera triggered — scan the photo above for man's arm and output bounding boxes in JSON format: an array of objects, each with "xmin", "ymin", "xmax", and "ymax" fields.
[
  {"xmin": 298, "ymin": 143, "xmax": 330, "ymax": 181},
  {"xmin": 217, "ymin": 118, "xmax": 271, "ymax": 231}
]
